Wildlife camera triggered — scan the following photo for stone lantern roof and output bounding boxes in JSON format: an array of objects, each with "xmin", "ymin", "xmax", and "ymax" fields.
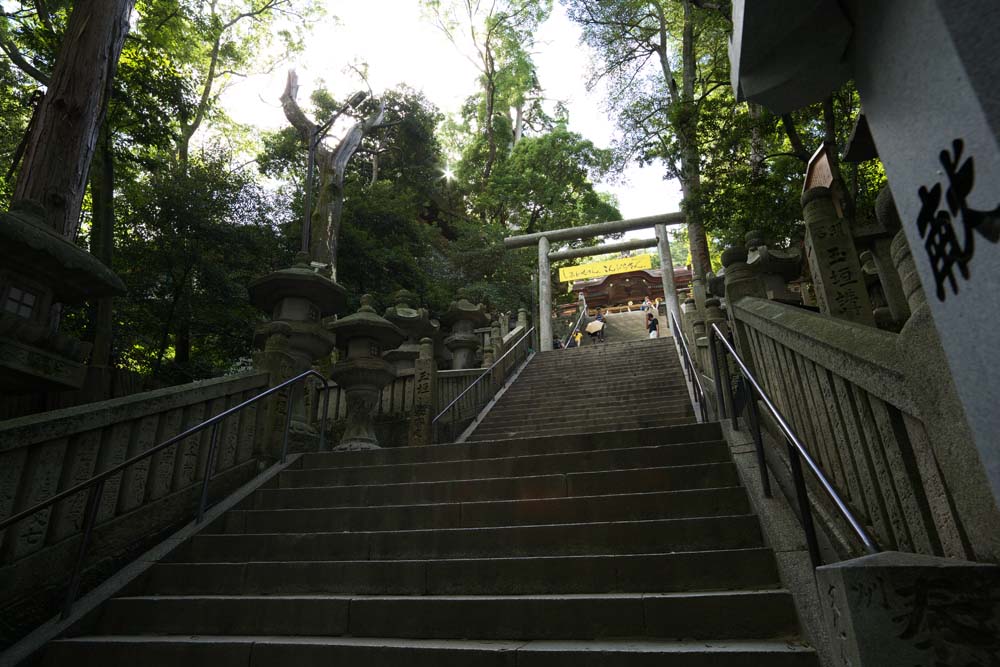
[
  {"xmin": 0, "ymin": 202, "xmax": 124, "ymax": 302},
  {"xmin": 329, "ymin": 294, "xmax": 405, "ymax": 351}
]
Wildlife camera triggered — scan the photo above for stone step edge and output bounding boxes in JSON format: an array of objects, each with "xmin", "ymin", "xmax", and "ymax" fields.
[
  {"xmin": 48, "ymin": 635, "xmax": 817, "ymax": 655},
  {"xmin": 188, "ymin": 513, "xmax": 759, "ymax": 542},
  {"xmin": 272, "ymin": 461, "xmax": 737, "ymax": 493},
  {"xmin": 238, "ymin": 485, "xmax": 746, "ymax": 516},
  {"xmin": 291, "ymin": 440, "xmax": 727, "ymax": 476}
]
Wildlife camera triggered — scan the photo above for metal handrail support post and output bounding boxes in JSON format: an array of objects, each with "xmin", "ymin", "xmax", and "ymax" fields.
[
  {"xmin": 669, "ymin": 312, "xmax": 708, "ymax": 423},
  {"xmin": 708, "ymin": 331, "xmax": 726, "ymax": 420},
  {"xmin": 708, "ymin": 322, "xmax": 879, "ymax": 564},
  {"xmin": 0, "ymin": 368, "xmax": 330, "ymax": 619},
  {"xmin": 432, "ymin": 326, "xmax": 536, "ymax": 426},
  {"xmin": 746, "ymin": 382, "xmax": 773, "ymax": 499},
  {"xmin": 196, "ymin": 423, "xmax": 222, "ymax": 523},
  {"xmin": 717, "ymin": 334, "xmax": 739, "ymax": 431},
  {"xmin": 563, "ymin": 295, "xmax": 588, "ymax": 348},
  {"xmin": 280, "ymin": 383, "xmax": 296, "ymax": 464},
  {"xmin": 60, "ymin": 480, "xmax": 103, "ymax": 620}
]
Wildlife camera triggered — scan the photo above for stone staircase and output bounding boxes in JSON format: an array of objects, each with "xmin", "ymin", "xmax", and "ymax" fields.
[
  {"xmin": 40, "ymin": 337, "xmax": 818, "ymax": 666},
  {"xmin": 599, "ymin": 309, "xmax": 665, "ymax": 342},
  {"xmin": 469, "ymin": 338, "xmax": 692, "ymax": 441}
]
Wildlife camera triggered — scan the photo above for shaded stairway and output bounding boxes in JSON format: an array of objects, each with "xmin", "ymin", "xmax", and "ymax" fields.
[
  {"xmin": 41, "ymin": 338, "xmax": 818, "ymax": 666},
  {"xmin": 468, "ymin": 337, "xmax": 691, "ymax": 441}
]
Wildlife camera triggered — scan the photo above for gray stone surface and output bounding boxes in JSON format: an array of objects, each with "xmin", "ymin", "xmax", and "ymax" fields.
[{"xmin": 817, "ymin": 551, "xmax": 1000, "ymax": 667}]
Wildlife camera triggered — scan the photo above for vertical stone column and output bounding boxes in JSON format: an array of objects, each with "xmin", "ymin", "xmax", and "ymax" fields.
[
  {"xmin": 441, "ymin": 290, "xmax": 488, "ymax": 369},
  {"xmin": 722, "ymin": 246, "xmax": 766, "ymax": 375},
  {"xmin": 871, "ymin": 187, "xmax": 911, "ymax": 325},
  {"xmin": 655, "ymin": 223, "xmax": 681, "ymax": 326},
  {"xmin": 802, "ymin": 187, "xmax": 874, "ymax": 326},
  {"xmin": 517, "ymin": 308, "xmax": 528, "ymax": 330},
  {"xmin": 408, "ymin": 338, "xmax": 437, "ymax": 447},
  {"xmin": 538, "ymin": 236, "xmax": 553, "ymax": 351}
]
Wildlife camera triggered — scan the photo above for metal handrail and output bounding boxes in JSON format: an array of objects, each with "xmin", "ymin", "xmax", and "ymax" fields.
[
  {"xmin": 432, "ymin": 326, "xmax": 535, "ymax": 425},
  {"xmin": 563, "ymin": 296, "xmax": 588, "ymax": 348},
  {"xmin": 668, "ymin": 311, "xmax": 708, "ymax": 422},
  {"xmin": 0, "ymin": 368, "xmax": 329, "ymax": 619},
  {"xmin": 709, "ymin": 322, "xmax": 879, "ymax": 566}
]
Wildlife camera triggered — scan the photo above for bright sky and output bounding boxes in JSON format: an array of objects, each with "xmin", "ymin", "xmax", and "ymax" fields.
[{"xmin": 221, "ymin": 1, "xmax": 682, "ymax": 242}]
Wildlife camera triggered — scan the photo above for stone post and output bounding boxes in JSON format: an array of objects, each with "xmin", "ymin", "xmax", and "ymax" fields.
[
  {"xmin": 816, "ymin": 552, "xmax": 1000, "ymax": 667},
  {"xmin": 680, "ymin": 298, "xmax": 698, "ymax": 358},
  {"xmin": 892, "ymin": 230, "xmax": 1000, "ymax": 561},
  {"xmin": 870, "ymin": 187, "xmax": 911, "ymax": 325},
  {"xmin": 408, "ymin": 337, "xmax": 437, "ymax": 447},
  {"xmin": 248, "ymin": 254, "xmax": 344, "ymax": 438},
  {"xmin": 703, "ymin": 297, "xmax": 732, "ymax": 417},
  {"xmin": 441, "ymin": 290, "xmax": 489, "ymax": 370},
  {"xmin": 655, "ymin": 223, "xmax": 681, "ymax": 326},
  {"xmin": 538, "ymin": 236, "xmax": 553, "ymax": 351},
  {"xmin": 722, "ymin": 246, "xmax": 766, "ymax": 375},
  {"xmin": 801, "ymin": 187, "xmax": 874, "ymax": 326},
  {"xmin": 328, "ymin": 295, "xmax": 405, "ymax": 451},
  {"xmin": 383, "ymin": 289, "xmax": 437, "ymax": 372},
  {"xmin": 517, "ymin": 307, "xmax": 528, "ymax": 330},
  {"xmin": 256, "ymin": 321, "xmax": 293, "ymax": 460}
]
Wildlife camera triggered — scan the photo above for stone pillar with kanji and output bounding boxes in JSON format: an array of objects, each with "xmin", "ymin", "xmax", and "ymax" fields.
[
  {"xmin": 408, "ymin": 337, "xmax": 437, "ymax": 447},
  {"xmin": 802, "ymin": 187, "xmax": 874, "ymax": 326}
]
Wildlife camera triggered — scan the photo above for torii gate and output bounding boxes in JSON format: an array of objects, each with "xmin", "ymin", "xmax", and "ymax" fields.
[{"xmin": 504, "ymin": 213, "xmax": 686, "ymax": 351}]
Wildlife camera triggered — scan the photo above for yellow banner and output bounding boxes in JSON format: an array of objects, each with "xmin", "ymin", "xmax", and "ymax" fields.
[{"xmin": 558, "ymin": 254, "xmax": 653, "ymax": 282}]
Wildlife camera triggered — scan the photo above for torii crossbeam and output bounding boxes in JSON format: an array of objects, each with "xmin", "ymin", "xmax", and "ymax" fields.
[{"xmin": 504, "ymin": 213, "xmax": 686, "ymax": 351}]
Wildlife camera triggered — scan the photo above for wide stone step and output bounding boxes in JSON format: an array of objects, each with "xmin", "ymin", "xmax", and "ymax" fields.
[
  {"xmin": 254, "ymin": 462, "xmax": 740, "ymax": 510},
  {"xmin": 515, "ymin": 364, "xmax": 683, "ymax": 382},
  {"xmin": 137, "ymin": 548, "xmax": 783, "ymax": 596},
  {"xmin": 467, "ymin": 418, "xmax": 702, "ymax": 442},
  {"xmin": 470, "ymin": 414, "xmax": 693, "ymax": 440},
  {"xmin": 167, "ymin": 514, "xmax": 763, "ymax": 562},
  {"xmin": 279, "ymin": 442, "xmax": 729, "ymax": 488},
  {"xmin": 43, "ymin": 635, "xmax": 818, "ymax": 667},
  {"xmin": 474, "ymin": 405, "xmax": 693, "ymax": 432},
  {"xmin": 491, "ymin": 386, "xmax": 691, "ymax": 407},
  {"xmin": 217, "ymin": 486, "xmax": 750, "ymax": 533},
  {"xmin": 500, "ymin": 377, "xmax": 685, "ymax": 396},
  {"xmin": 297, "ymin": 422, "xmax": 723, "ymax": 468},
  {"xmin": 486, "ymin": 392, "xmax": 692, "ymax": 414},
  {"xmin": 95, "ymin": 590, "xmax": 799, "ymax": 640}
]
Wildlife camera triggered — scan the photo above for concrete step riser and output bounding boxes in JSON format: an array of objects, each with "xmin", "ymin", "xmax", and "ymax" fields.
[
  {"xmin": 467, "ymin": 418, "xmax": 701, "ymax": 442},
  {"xmin": 473, "ymin": 411, "xmax": 694, "ymax": 440},
  {"xmin": 169, "ymin": 515, "xmax": 763, "ymax": 563},
  {"xmin": 502, "ymin": 378, "xmax": 686, "ymax": 393},
  {"xmin": 96, "ymin": 591, "xmax": 799, "ymax": 641},
  {"xmin": 44, "ymin": 638, "xmax": 817, "ymax": 667},
  {"xmin": 473, "ymin": 410, "xmax": 692, "ymax": 432},
  {"xmin": 476, "ymin": 404, "xmax": 693, "ymax": 427},
  {"xmin": 138, "ymin": 548, "xmax": 783, "ymax": 596},
  {"xmin": 297, "ymin": 423, "xmax": 722, "ymax": 468},
  {"xmin": 253, "ymin": 460, "xmax": 735, "ymax": 510},
  {"xmin": 488, "ymin": 393, "xmax": 692, "ymax": 411},
  {"xmin": 281, "ymin": 443, "xmax": 727, "ymax": 489},
  {"xmin": 493, "ymin": 386, "xmax": 691, "ymax": 403},
  {"xmin": 217, "ymin": 487, "xmax": 750, "ymax": 534}
]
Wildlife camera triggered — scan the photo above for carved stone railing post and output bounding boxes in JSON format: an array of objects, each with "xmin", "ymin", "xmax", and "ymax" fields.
[
  {"xmin": 722, "ymin": 246, "xmax": 766, "ymax": 375},
  {"xmin": 408, "ymin": 338, "xmax": 437, "ymax": 447},
  {"xmin": 249, "ymin": 253, "xmax": 344, "ymax": 444},
  {"xmin": 802, "ymin": 187, "xmax": 874, "ymax": 326},
  {"xmin": 517, "ymin": 308, "xmax": 528, "ymax": 330},
  {"xmin": 441, "ymin": 290, "xmax": 488, "ymax": 370},
  {"xmin": 328, "ymin": 295, "xmax": 404, "ymax": 451},
  {"xmin": 383, "ymin": 289, "xmax": 437, "ymax": 373}
]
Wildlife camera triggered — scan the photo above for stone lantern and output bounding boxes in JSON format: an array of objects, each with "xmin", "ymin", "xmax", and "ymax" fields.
[
  {"xmin": 328, "ymin": 295, "xmax": 405, "ymax": 451},
  {"xmin": 0, "ymin": 202, "xmax": 124, "ymax": 393},
  {"xmin": 440, "ymin": 289, "xmax": 489, "ymax": 370},
  {"xmin": 745, "ymin": 231, "xmax": 804, "ymax": 303},
  {"xmin": 382, "ymin": 289, "xmax": 438, "ymax": 372},
  {"xmin": 249, "ymin": 252, "xmax": 346, "ymax": 433}
]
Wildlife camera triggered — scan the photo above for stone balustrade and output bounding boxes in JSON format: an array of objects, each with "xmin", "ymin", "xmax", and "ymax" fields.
[{"xmin": 0, "ymin": 371, "xmax": 270, "ymax": 634}]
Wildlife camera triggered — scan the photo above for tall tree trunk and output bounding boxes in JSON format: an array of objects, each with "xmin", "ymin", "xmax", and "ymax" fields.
[
  {"xmin": 482, "ymin": 69, "xmax": 498, "ymax": 180},
  {"xmin": 679, "ymin": 0, "xmax": 710, "ymax": 280},
  {"xmin": 12, "ymin": 0, "xmax": 135, "ymax": 237},
  {"xmin": 89, "ymin": 124, "xmax": 115, "ymax": 366}
]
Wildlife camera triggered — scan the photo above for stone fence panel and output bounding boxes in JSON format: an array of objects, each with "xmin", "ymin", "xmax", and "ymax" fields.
[
  {"xmin": 731, "ymin": 297, "xmax": 984, "ymax": 561},
  {"xmin": 0, "ymin": 371, "xmax": 269, "ymax": 637}
]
